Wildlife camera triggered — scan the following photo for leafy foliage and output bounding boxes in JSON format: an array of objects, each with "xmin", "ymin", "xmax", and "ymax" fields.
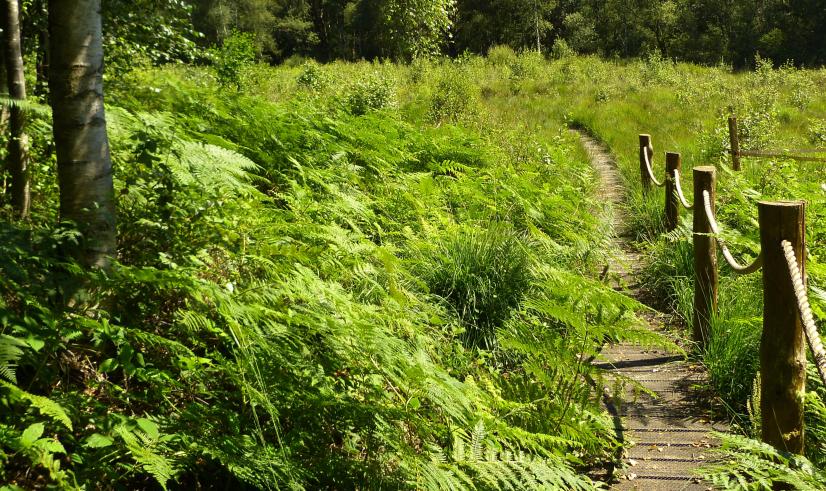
[
  {"xmin": 701, "ymin": 433, "xmax": 826, "ymax": 490},
  {"xmin": 211, "ymin": 31, "xmax": 257, "ymax": 89},
  {"xmin": 0, "ymin": 57, "xmax": 655, "ymax": 488},
  {"xmin": 422, "ymin": 223, "xmax": 531, "ymax": 348}
]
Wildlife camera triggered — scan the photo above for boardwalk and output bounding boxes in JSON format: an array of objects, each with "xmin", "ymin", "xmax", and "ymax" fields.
[{"xmin": 578, "ymin": 132, "xmax": 728, "ymax": 490}]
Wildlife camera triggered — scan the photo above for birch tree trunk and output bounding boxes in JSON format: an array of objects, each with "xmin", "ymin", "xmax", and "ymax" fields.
[
  {"xmin": 4, "ymin": 0, "xmax": 29, "ymax": 217},
  {"xmin": 48, "ymin": 0, "xmax": 116, "ymax": 269}
]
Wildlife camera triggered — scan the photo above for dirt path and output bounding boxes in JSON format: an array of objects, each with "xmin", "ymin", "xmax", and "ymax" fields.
[{"xmin": 577, "ymin": 131, "xmax": 728, "ymax": 490}]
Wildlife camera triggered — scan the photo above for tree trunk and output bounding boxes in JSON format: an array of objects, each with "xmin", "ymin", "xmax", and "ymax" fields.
[
  {"xmin": 0, "ymin": 7, "xmax": 9, "ymax": 195},
  {"xmin": 36, "ymin": 25, "xmax": 49, "ymax": 98},
  {"xmin": 48, "ymin": 0, "xmax": 116, "ymax": 269},
  {"xmin": 5, "ymin": 0, "xmax": 29, "ymax": 217}
]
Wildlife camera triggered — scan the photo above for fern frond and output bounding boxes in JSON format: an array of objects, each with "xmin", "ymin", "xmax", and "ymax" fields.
[
  {"xmin": 0, "ymin": 381, "xmax": 73, "ymax": 430},
  {"xmin": 0, "ymin": 335, "xmax": 26, "ymax": 383},
  {"xmin": 0, "ymin": 96, "xmax": 52, "ymax": 116}
]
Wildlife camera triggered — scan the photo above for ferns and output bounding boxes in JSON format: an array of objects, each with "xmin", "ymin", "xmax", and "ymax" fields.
[
  {"xmin": 0, "ymin": 335, "xmax": 26, "ymax": 383},
  {"xmin": 0, "ymin": 62, "xmax": 662, "ymax": 489},
  {"xmin": 701, "ymin": 433, "xmax": 826, "ymax": 490},
  {"xmin": 1, "ymin": 382, "xmax": 72, "ymax": 431}
]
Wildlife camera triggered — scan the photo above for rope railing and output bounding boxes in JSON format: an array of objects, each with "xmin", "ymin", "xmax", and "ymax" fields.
[
  {"xmin": 637, "ymin": 133, "xmax": 813, "ymax": 454},
  {"xmin": 729, "ymin": 116, "xmax": 826, "ymax": 167},
  {"xmin": 782, "ymin": 240, "xmax": 826, "ymax": 388},
  {"xmin": 672, "ymin": 169, "xmax": 693, "ymax": 210},
  {"xmin": 701, "ymin": 190, "xmax": 763, "ymax": 275},
  {"xmin": 642, "ymin": 147, "xmax": 664, "ymax": 187}
]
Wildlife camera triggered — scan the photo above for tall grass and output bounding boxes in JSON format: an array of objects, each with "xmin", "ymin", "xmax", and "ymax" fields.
[{"xmin": 422, "ymin": 223, "xmax": 531, "ymax": 348}]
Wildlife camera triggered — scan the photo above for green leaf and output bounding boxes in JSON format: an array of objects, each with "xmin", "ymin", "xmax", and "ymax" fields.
[
  {"xmin": 25, "ymin": 336, "xmax": 44, "ymax": 352},
  {"xmin": 36, "ymin": 438, "xmax": 66, "ymax": 454},
  {"xmin": 19, "ymin": 423, "xmax": 44, "ymax": 449},
  {"xmin": 85, "ymin": 433, "xmax": 115, "ymax": 448},
  {"xmin": 100, "ymin": 358, "xmax": 118, "ymax": 373},
  {"xmin": 137, "ymin": 418, "xmax": 160, "ymax": 441}
]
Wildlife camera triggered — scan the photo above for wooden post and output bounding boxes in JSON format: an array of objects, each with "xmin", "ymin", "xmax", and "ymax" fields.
[
  {"xmin": 728, "ymin": 116, "xmax": 741, "ymax": 171},
  {"xmin": 664, "ymin": 152, "xmax": 681, "ymax": 231},
  {"xmin": 758, "ymin": 201, "xmax": 806, "ymax": 454},
  {"xmin": 639, "ymin": 134, "xmax": 653, "ymax": 193},
  {"xmin": 692, "ymin": 166, "xmax": 717, "ymax": 348}
]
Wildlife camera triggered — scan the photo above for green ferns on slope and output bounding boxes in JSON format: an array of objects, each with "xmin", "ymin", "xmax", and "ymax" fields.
[{"xmin": 0, "ymin": 63, "xmax": 659, "ymax": 489}]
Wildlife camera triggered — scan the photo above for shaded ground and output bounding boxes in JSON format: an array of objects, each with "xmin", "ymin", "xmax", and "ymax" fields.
[{"xmin": 578, "ymin": 132, "xmax": 728, "ymax": 490}]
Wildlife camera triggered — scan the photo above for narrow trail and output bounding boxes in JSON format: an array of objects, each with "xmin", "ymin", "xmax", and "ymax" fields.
[{"xmin": 577, "ymin": 132, "xmax": 728, "ymax": 490}]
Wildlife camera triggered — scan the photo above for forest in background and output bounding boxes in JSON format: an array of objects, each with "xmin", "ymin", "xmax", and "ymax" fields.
[
  {"xmin": 7, "ymin": 0, "xmax": 826, "ymax": 93},
  {"xmin": 119, "ymin": 0, "xmax": 826, "ymax": 67}
]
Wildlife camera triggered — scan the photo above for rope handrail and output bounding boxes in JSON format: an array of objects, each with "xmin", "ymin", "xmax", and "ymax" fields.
[
  {"xmin": 701, "ymin": 190, "xmax": 763, "ymax": 275},
  {"xmin": 672, "ymin": 169, "xmax": 693, "ymax": 210},
  {"xmin": 642, "ymin": 148, "xmax": 664, "ymax": 187},
  {"xmin": 781, "ymin": 239, "xmax": 826, "ymax": 388}
]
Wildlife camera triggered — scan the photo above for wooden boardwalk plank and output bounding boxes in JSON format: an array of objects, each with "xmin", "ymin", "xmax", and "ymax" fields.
[{"xmin": 578, "ymin": 131, "xmax": 728, "ymax": 490}]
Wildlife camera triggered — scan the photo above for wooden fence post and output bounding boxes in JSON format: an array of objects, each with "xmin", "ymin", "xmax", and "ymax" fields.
[
  {"xmin": 728, "ymin": 116, "xmax": 741, "ymax": 171},
  {"xmin": 639, "ymin": 134, "xmax": 653, "ymax": 193},
  {"xmin": 758, "ymin": 200, "xmax": 806, "ymax": 454},
  {"xmin": 692, "ymin": 166, "xmax": 717, "ymax": 348},
  {"xmin": 665, "ymin": 152, "xmax": 681, "ymax": 231}
]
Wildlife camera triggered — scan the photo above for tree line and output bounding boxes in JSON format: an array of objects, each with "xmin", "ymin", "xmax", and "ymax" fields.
[
  {"xmin": 191, "ymin": 0, "xmax": 826, "ymax": 67},
  {"xmin": 4, "ymin": 1, "xmax": 826, "ymax": 88}
]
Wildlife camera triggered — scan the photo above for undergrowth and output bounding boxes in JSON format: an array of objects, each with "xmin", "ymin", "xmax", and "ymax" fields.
[{"xmin": 0, "ymin": 57, "xmax": 668, "ymax": 489}]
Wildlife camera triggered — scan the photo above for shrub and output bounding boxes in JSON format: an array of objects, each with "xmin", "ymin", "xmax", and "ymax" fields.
[
  {"xmin": 487, "ymin": 45, "xmax": 518, "ymax": 66},
  {"xmin": 808, "ymin": 118, "xmax": 826, "ymax": 146},
  {"xmin": 509, "ymin": 51, "xmax": 545, "ymax": 82},
  {"xmin": 211, "ymin": 31, "xmax": 256, "ymax": 90},
  {"xmin": 428, "ymin": 68, "xmax": 479, "ymax": 124},
  {"xmin": 296, "ymin": 60, "xmax": 327, "ymax": 91},
  {"xmin": 423, "ymin": 224, "xmax": 531, "ymax": 348},
  {"xmin": 550, "ymin": 38, "xmax": 575, "ymax": 60},
  {"xmin": 345, "ymin": 71, "xmax": 396, "ymax": 115}
]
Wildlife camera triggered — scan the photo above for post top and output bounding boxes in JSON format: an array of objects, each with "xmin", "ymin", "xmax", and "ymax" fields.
[
  {"xmin": 757, "ymin": 200, "xmax": 805, "ymax": 208},
  {"xmin": 693, "ymin": 165, "xmax": 716, "ymax": 173},
  {"xmin": 666, "ymin": 151, "xmax": 681, "ymax": 158}
]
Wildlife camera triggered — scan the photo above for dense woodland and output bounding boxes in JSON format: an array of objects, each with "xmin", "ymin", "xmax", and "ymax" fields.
[
  {"xmin": 1, "ymin": 0, "xmax": 826, "ymax": 490},
  {"xmin": 6, "ymin": 0, "xmax": 826, "ymax": 83},
  {"xmin": 104, "ymin": 0, "xmax": 826, "ymax": 66}
]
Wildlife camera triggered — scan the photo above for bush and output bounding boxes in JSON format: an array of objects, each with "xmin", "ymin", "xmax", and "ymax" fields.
[
  {"xmin": 423, "ymin": 224, "xmax": 531, "ymax": 348},
  {"xmin": 211, "ymin": 31, "xmax": 256, "ymax": 90},
  {"xmin": 550, "ymin": 38, "xmax": 576, "ymax": 60},
  {"xmin": 344, "ymin": 71, "xmax": 396, "ymax": 115},
  {"xmin": 487, "ymin": 45, "xmax": 518, "ymax": 66},
  {"xmin": 428, "ymin": 68, "xmax": 479, "ymax": 124},
  {"xmin": 509, "ymin": 51, "xmax": 545, "ymax": 82},
  {"xmin": 808, "ymin": 118, "xmax": 826, "ymax": 146},
  {"xmin": 296, "ymin": 60, "xmax": 327, "ymax": 91}
]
